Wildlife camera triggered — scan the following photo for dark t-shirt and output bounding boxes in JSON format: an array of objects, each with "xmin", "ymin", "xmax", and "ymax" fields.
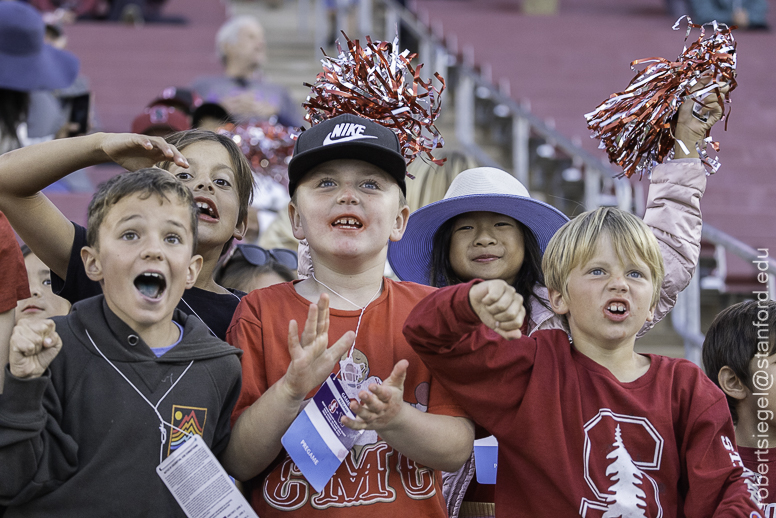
[{"xmin": 51, "ymin": 222, "xmax": 243, "ymax": 341}]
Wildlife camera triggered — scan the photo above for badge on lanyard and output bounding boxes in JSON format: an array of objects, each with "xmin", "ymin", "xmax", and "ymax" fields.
[
  {"xmin": 281, "ymin": 374, "xmax": 364, "ymax": 492},
  {"xmin": 474, "ymin": 435, "xmax": 499, "ymax": 484},
  {"xmin": 157, "ymin": 435, "xmax": 259, "ymax": 518}
]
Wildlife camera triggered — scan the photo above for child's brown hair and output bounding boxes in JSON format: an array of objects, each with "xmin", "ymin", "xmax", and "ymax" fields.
[{"xmin": 86, "ymin": 168, "xmax": 198, "ymax": 252}]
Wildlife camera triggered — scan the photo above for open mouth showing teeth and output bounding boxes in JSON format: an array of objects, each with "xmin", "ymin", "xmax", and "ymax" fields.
[
  {"xmin": 332, "ymin": 217, "xmax": 363, "ymax": 228},
  {"xmin": 134, "ymin": 272, "xmax": 167, "ymax": 299},
  {"xmin": 607, "ymin": 302, "xmax": 627, "ymax": 314},
  {"xmin": 195, "ymin": 199, "xmax": 218, "ymax": 219}
]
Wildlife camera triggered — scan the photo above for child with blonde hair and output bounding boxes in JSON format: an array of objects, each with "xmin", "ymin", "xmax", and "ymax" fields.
[
  {"xmin": 404, "ymin": 206, "xmax": 760, "ymax": 516},
  {"xmin": 224, "ymin": 114, "xmax": 474, "ymax": 516}
]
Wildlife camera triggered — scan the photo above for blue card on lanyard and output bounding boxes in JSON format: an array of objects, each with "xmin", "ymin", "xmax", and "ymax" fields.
[
  {"xmin": 474, "ymin": 435, "xmax": 498, "ymax": 484},
  {"xmin": 281, "ymin": 374, "xmax": 363, "ymax": 492}
]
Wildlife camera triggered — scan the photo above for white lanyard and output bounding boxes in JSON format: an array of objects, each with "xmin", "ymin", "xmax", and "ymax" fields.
[
  {"xmin": 180, "ymin": 297, "xmax": 217, "ymax": 337},
  {"xmin": 85, "ymin": 329, "xmax": 195, "ymax": 463},
  {"xmin": 180, "ymin": 290, "xmax": 241, "ymax": 338},
  {"xmin": 311, "ymin": 272, "xmax": 382, "ymax": 359}
]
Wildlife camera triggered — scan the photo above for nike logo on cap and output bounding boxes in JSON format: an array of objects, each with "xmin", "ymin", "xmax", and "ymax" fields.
[{"xmin": 323, "ymin": 123, "xmax": 378, "ymax": 145}]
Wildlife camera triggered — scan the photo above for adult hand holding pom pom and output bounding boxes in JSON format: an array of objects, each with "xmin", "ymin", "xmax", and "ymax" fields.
[{"xmin": 586, "ymin": 17, "xmax": 737, "ymax": 179}]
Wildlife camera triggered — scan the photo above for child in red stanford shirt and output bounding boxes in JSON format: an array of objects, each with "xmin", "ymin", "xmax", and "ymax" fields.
[{"xmin": 405, "ymin": 206, "xmax": 762, "ymax": 517}]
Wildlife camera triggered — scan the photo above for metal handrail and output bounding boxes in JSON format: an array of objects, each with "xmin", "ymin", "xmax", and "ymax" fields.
[
  {"xmin": 368, "ymin": 0, "xmax": 624, "ymax": 211},
  {"xmin": 673, "ymin": 223, "xmax": 775, "ymax": 364},
  {"xmin": 703, "ymin": 224, "xmax": 776, "ymax": 277},
  {"xmin": 309, "ymin": 0, "xmax": 772, "ymax": 363}
]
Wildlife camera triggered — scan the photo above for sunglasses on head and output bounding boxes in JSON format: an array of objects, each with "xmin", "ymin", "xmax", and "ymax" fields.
[{"xmin": 229, "ymin": 244, "xmax": 298, "ymax": 271}]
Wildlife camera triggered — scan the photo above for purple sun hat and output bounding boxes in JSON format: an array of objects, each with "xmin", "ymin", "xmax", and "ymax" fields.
[
  {"xmin": 388, "ymin": 167, "xmax": 569, "ymax": 286},
  {"xmin": 0, "ymin": 2, "xmax": 79, "ymax": 91}
]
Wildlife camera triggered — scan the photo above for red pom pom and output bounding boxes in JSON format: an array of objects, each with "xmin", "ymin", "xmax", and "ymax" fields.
[
  {"xmin": 218, "ymin": 120, "xmax": 297, "ymax": 187},
  {"xmin": 303, "ymin": 32, "xmax": 446, "ymax": 176},
  {"xmin": 586, "ymin": 17, "xmax": 737, "ymax": 178}
]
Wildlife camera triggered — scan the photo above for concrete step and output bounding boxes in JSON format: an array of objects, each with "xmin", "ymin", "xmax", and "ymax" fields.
[{"xmin": 229, "ymin": 0, "xmax": 323, "ymax": 118}]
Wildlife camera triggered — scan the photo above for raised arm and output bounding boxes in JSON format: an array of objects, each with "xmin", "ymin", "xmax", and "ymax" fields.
[
  {"xmin": 639, "ymin": 83, "xmax": 727, "ymax": 335},
  {"xmin": 0, "ymin": 133, "xmax": 188, "ymax": 279},
  {"xmin": 403, "ymin": 280, "xmax": 536, "ymax": 434}
]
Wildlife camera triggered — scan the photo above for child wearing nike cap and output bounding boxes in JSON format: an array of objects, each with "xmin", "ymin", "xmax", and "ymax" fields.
[{"xmin": 224, "ymin": 113, "xmax": 475, "ymax": 516}]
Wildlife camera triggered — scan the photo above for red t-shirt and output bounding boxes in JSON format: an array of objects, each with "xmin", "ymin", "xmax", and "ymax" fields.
[
  {"xmin": 227, "ymin": 278, "xmax": 466, "ymax": 517},
  {"xmin": 404, "ymin": 282, "xmax": 762, "ymax": 517},
  {"xmin": 740, "ymin": 446, "xmax": 776, "ymax": 513},
  {"xmin": 0, "ymin": 211, "xmax": 30, "ymax": 312}
]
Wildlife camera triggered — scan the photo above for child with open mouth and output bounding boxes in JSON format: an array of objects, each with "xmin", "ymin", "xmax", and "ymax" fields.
[
  {"xmin": 223, "ymin": 114, "xmax": 475, "ymax": 516},
  {"xmin": 404, "ymin": 207, "xmax": 761, "ymax": 516},
  {"xmin": 0, "ymin": 169, "xmax": 242, "ymax": 516},
  {"xmin": 0, "ymin": 129, "xmax": 255, "ymax": 340}
]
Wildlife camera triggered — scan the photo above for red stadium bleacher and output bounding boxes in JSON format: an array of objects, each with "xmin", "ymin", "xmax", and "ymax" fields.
[
  {"xmin": 64, "ymin": 0, "xmax": 227, "ymax": 134},
  {"xmin": 415, "ymin": 0, "xmax": 776, "ymax": 291}
]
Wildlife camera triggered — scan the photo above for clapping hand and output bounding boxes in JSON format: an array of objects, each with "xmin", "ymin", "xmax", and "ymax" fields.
[
  {"xmin": 281, "ymin": 294, "xmax": 355, "ymax": 402},
  {"xmin": 341, "ymin": 360, "xmax": 409, "ymax": 432}
]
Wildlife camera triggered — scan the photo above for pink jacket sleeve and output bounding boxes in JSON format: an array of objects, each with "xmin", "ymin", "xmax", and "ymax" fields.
[{"xmin": 639, "ymin": 158, "xmax": 706, "ymax": 336}]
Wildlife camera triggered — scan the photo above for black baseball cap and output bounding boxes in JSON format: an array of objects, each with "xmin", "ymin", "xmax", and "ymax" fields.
[{"xmin": 287, "ymin": 114, "xmax": 407, "ymax": 196}]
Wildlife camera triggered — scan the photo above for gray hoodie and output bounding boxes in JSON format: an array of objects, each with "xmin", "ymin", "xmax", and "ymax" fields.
[{"xmin": 0, "ymin": 295, "xmax": 242, "ymax": 516}]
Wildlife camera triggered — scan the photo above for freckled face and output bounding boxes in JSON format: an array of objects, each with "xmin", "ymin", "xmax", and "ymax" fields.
[
  {"xmin": 449, "ymin": 212, "xmax": 525, "ymax": 284},
  {"xmin": 290, "ymin": 159, "xmax": 408, "ymax": 264},
  {"xmin": 84, "ymin": 194, "xmax": 201, "ymax": 334}
]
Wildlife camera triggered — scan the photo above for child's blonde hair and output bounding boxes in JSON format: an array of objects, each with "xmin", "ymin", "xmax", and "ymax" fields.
[{"xmin": 542, "ymin": 207, "xmax": 664, "ymax": 308}]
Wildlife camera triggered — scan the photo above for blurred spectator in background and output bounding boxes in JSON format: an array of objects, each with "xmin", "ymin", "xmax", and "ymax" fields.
[
  {"xmin": 192, "ymin": 102, "xmax": 233, "ymax": 131},
  {"xmin": 214, "ymin": 244, "xmax": 297, "ymax": 293},
  {"xmin": 405, "ymin": 149, "xmax": 478, "ymax": 213},
  {"xmin": 27, "ymin": 0, "xmax": 104, "ymax": 20},
  {"xmin": 35, "ymin": 16, "xmax": 93, "ymax": 140},
  {"xmin": 257, "ymin": 206, "xmax": 299, "ymax": 252},
  {"xmin": 130, "ymin": 87, "xmax": 200, "ymax": 136},
  {"xmin": 192, "ymin": 16, "xmax": 302, "ymax": 127},
  {"xmin": 15, "ymin": 245, "xmax": 71, "ymax": 322},
  {"xmin": 130, "ymin": 104, "xmax": 190, "ymax": 136},
  {"xmin": 28, "ymin": 0, "xmax": 173, "ymax": 24},
  {"xmin": 0, "ymin": 1, "xmax": 79, "ymax": 154},
  {"xmin": 146, "ymin": 86, "xmax": 202, "ymax": 124},
  {"xmin": 687, "ymin": 0, "xmax": 768, "ymax": 29}
]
